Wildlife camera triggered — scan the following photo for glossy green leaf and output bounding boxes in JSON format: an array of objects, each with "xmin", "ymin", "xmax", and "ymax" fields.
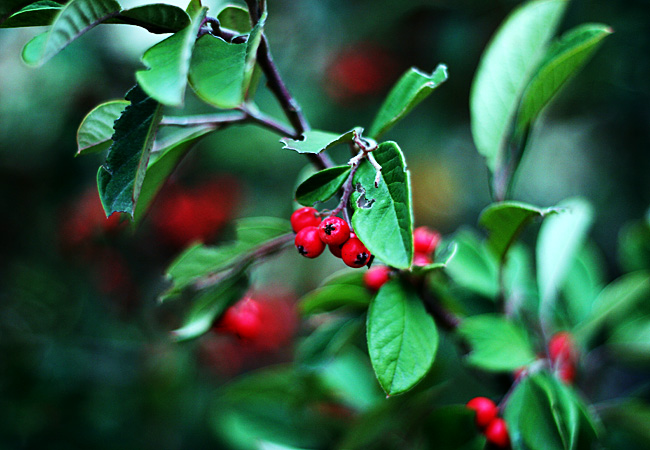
[
  {"xmin": 367, "ymin": 279, "xmax": 438, "ymax": 395},
  {"xmin": 368, "ymin": 64, "xmax": 448, "ymax": 139},
  {"xmin": 350, "ymin": 142, "xmax": 413, "ymax": 269},
  {"xmin": 1, "ymin": 1, "xmax": 60, "ymax": 27},
  {"xmin": 0, "ymin": 0, "xmax": 45, "ymax": 25},
  {"xmin": 135, "ymin": 6, "xmax": 206, "ymax": 106},
  {"xmin": 188, "ymin": 12, "xmax": 266, "ymax": 109},
  {"xmin": 97, "ymin": 85, "xmax": 162, "ymax": 217},
  {"xmin": 109, "ymin": 3, "xmax": 190, "ymax": 34},
  {"xmin": 299, "ymin": 284, "xmax": 371, "ymax": 315},
  {"xmin": 537, "ymin": 197, "xmax": 593, "ymax": 310},
  {"xmin": 444, "ymin": 229, "xmax": 499, "ymax": 298},
  {"xmin": 281, "ymin": 128, "xmax": 359, "ymax": 155},
  {"xmin": 171, "ymin": 270, "xmax": 248, "ymax": 341},
  {"xmin": 295, "ymin": 165, "xmax": 350, "ymax": 206},
  {"xmin": 409, "ymin": 241, "xmax": 457, "ymax": 275},
  {"xmin": 134, "ymin": 124, "xmax": 217, "ymax": 222},
  {"xmin": 76, "ymin": 100, "xmax": 128, "ymax": 156},
  {"xmin": 470, "ymin": 0, "xmax": 567, "ymax": 172},
  {"xmin": 458, "ymin": 314, "xmax": 536, "ymax": 372},
  {"xmin": 162, "ymin": 217, "xmax": 291, "ymax": 300},
  {"xmin": 516, "ymin": 23, "xmax": 613, "ymax": 133},
  {"xmin": 504, "ymin": 373, "xmax": 593, "ymax": 450},
  {"xmin": 479, "ymin": 201, "xmax": 559, "ymax": 262},
  {"xmin": 577, "ymin": 271, "xmax": 650, "ymax": 341},
  {"xmin": 21, "ymin": 0, "xmax": 122, "ymax": 66}
]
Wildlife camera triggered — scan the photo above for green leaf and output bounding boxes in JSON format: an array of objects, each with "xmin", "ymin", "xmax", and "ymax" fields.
[
  {"xmin": 479, "ymin": 201, "xmax": 559, "ymax": 262},
  {"xmin": 109, "ymin": 4, "xmax": 190, "ymax": 34},
  {"xmin": 600, "ymin": 400, "xmax": 650, "ymax": 446},
  {"xmin": 295, "ymin": 165, "xmax": 350, "ymax": 206},
  {"xmin": 1, "ymin": 1, "xmax": 60, "ymax": 28},
  {"xmin": 618, "ymin": 218, "xmax": 650, "ymax": 272},
  {"xmin": 135, "ymin": 6, "xmax": 206, "ymax": 106},
  {"xmin": 458, "ymin": 314, "xmax": 536, "ymax": 372},
  {"xmin": 424, "ymin": 406, "xmax": 486, "ymax": 450},
  {"xmin": 366, "ymin": 279, "xmax": 438, "ymax": 395},
  {"xmin": 561, "ymin": 242, "xmax": 606, "ymax": 326},
  {"xmin": 281, "ymin": 128, "xmax": 359, "ymax": 155},
  {"xmin": 516, "ymin": 23, "xmax": 613, "ymax": 134},
  {"xmin": 134, "ymin": 124, "xmax": 217, "ymax": 222},
  {"xmin": 537, "ymin": 197, "xmax": 593, "ymax": 310},
  {"xmin": 577, "ymin": 271, "xmax": 650, "ymax": 341},
  {"xmin": 368, "ymin": 64, "xmax": 448, "ymax": 139},
  {"xmin": 504, "ymin": 373, "xmax": 593, "ymax": 450},
  {"xmin": 76, "ymin": 100, "xmax": 128, "ymax": 156},
  {"xmin": 217, "ymin": 4, "xmax": 251, "ymax": 32},
  {"xmin": 97, "ymin": 85, "xmax": 163, "ymax": 217},
  {"xmin": 163, "ymin": 217, "xmax": 291, "ymax": 300},
  {"xmin": 296, "ymin": 316, "xmax": 364, "ymax": 366},
  {"xmin": 409, "ymin": 241, "xmax": 457, "ymax": 275},
  {"xmin": 444, "ymin": 229, "xmax": 499, "ymax": 298},
  {"xmin": 188, "ymin": 12, "xmax": 266, "ymax": 109},
  {"xmin": 299, "ymin": 284, "xmax": 371, "ymax": 315},
  {"xmin": 171, "ymin": 270, "xmax": 248, "ymax": 341},
  {"xmin": 0, "ymin": 0, "xmax": 44, "ymax": 25},
  {"xmin": 21, "ymin": 0, "xmax": 122, "ymax": 66},
  {"xmin": 608, "ymin": 316, "xmax": 650, "ymax": 362},
  {"xmin": 350, "ymin": 142, "xmax": 413, "ymax": 270},
  {"xmin": 470, "ymin": 0, "xmax": 568, "ymax": 172}
]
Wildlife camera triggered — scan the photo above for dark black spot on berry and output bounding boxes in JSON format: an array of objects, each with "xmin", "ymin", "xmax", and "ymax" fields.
[
  {"xmin": 298, "ymin": 245, "xmax": 308, "ymax": 256},
  {"xmin": 324, "ymin": 223, "xmax": 336, "ymax": 235},
  {"xmin": 355, "ymin": 252, "xmax": 369, "ymax": 265}
]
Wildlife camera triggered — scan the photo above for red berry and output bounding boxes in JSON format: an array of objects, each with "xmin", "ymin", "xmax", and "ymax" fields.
[
  {"xmin": 318, "ymin": 216, "xmax": 351, "ymax": 246},
  {"xmin": 219, "ymin": 297, "xmax": 263, "ymax": 339},
  {"xmin": 466, "ymin": 397, "xmax": 499, "ymax": 429},
  {"xmin": 329, "ymin": 243, "xmax": 343, "ymax": 258},
  {"xmin": 548, "ymin": 331, "xmax": 577, "ymax": 366},
  {"xmin": 341, "ymin": 238, "xmax": 372, "ymax": 268},
  {"xmin": 363, "ymin": 265, "xmax": 391, "ymax": 291},
  {"xmin": 557, "ymin": 362, "xmax": 576, "ymax": 384},
  {"xmin": 413, "ymin": 252, "xmax": 433, "ymax": 266},
  {"xmin": 290, "ymin": 207, "xmax": 321, "ymax": 233},
  {"xmin": 413, "ymin": 226, "xmax": 441, "ymax": 256},
  {"xmin": 295, "ymin": 226, "xmax": 325, "ymax": 258},
  {"xmin": 484, "ymin": 417, "xmax": 510, "ymax": 448}
]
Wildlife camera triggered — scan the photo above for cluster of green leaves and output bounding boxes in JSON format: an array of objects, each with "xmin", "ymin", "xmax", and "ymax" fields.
[{"xmin": 470, "ymin": 0, "xmax": 612, "ymax": 200}]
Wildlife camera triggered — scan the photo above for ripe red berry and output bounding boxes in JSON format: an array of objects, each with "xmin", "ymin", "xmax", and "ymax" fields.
[
  {"xmin": 329, "ymin": 243, "xmax": 343, "ymax": 258},
  {"xmin": 290, "ymin": 207, "xmax": 321, "ymax": 233},
  {"xmin": 466, "ymin": 397, "xmax": 499, "ymax": 429},
  {"xmin": 318, "ymin": 216, "xmax": 351, "ymax": 246},
  {"xmin": 341, "ymin": 237, "xmax": 372, "ymax": 268},
  {"xmin": 557, "ymin": 362, "xmax": 576, "ymax": 384},
  {"xmin": 219, "ymin": 297, "xmax": 263, "ymax": 339},
  {"xmin": 484, "ymin": 417, "xmax": 510, "ymax": 448},
  {"xmin": 548, "ymin": 331, "xmax": 577, "ymax": 366},
  {"xmin": 413, "ymin": 226, "xmax": 441, "ymax": 256},
  {"xmin": 295, "ymin": 226, "xmax": 325, "ymax": 258},
  {"xmin": 363, "ymin": 265, "xmax": 391, "ymax": 291}
]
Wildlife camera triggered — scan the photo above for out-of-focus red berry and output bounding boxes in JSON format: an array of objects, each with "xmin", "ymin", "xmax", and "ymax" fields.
[
  {"xmin": 291, "ymin": 207, "xmax": 321, "ymax": 233},
  {"xmin": 484, "ymin": 417, "xmax": 510, "ymax": 448},
  {"xmin": 413, "ymin": 226, "xmax": 441, "ymax": 256},
  {"xmin": 325, "ymin": 43, "xmax": 399, "ymax": 103},
  {"xmin": 151, "ymin": 177, "xmax": 239, "ymax": 249},
  {"xmin": 466, "ymin": 397, "xmax": 499, "ymax": 428},
  {"xmin": 413, "ymin": 252, "xmax": 433, "ymax": 266},
  {"xmin": 363, "ymin": 265, "xmax": 391, "ymax": 291},
  {"xmin": 548, "ymin": 331, "xmax": 577, "ymax": 365},
  {"xmin": 219, "ymin": 297, "xmax": 263, "ymax": 339}
]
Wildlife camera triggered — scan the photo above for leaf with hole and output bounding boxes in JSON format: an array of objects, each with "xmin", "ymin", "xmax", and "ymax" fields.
[{"xmin": 350, "ymin": 142, "xmax": 413, "ymax": 269}]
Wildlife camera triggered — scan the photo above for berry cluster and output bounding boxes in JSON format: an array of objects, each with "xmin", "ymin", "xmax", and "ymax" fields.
[
  {"xmin": 291, "ymin": 207, "xmax": 372, "ymax": 269},
  {"xmin": 466, "ymin": 397, "xmax": 510, "ymax": 448}
]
